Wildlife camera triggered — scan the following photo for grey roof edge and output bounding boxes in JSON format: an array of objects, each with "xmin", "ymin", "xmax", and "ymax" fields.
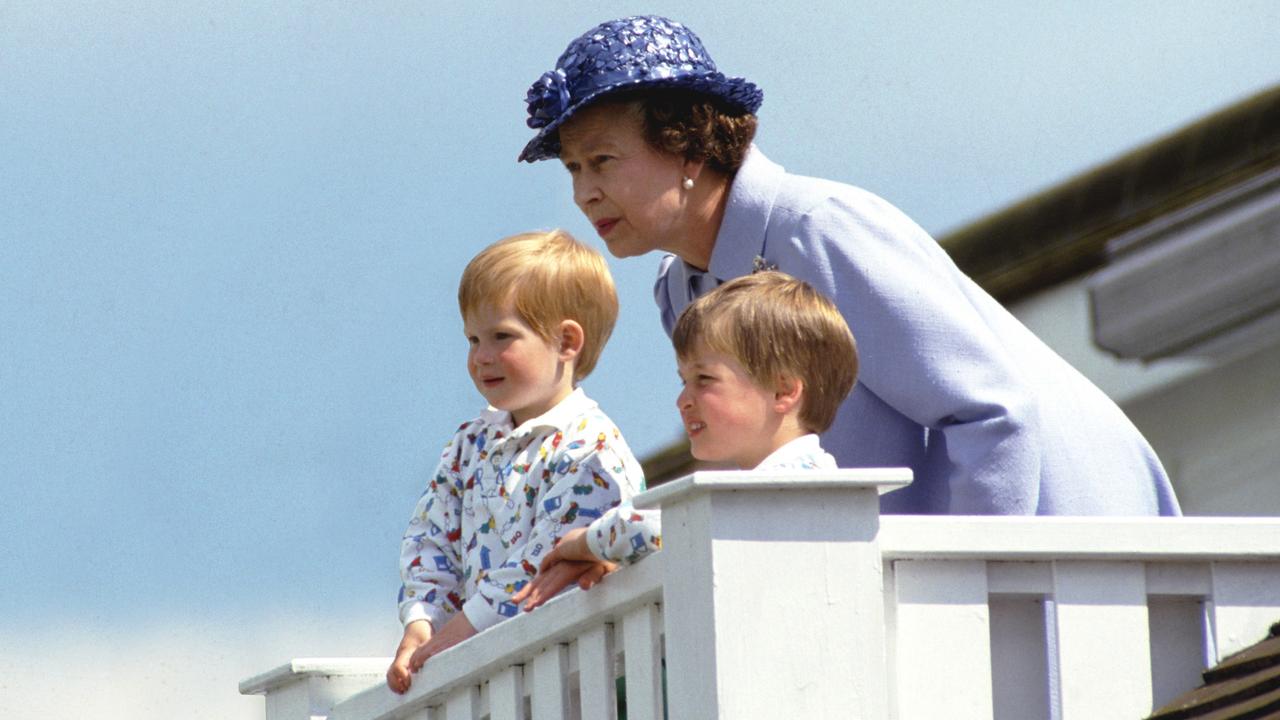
[{"xmin": 939, "ymin": 84, "xmax": 1280, "ymax": 304}]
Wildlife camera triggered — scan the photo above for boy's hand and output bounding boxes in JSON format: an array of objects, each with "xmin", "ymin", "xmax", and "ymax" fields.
[
  {"xmin": 407, "ymin": 613, "xmax": 477, "ymax": 673},
  {"xmin": 541, "ymin": 527, "xmax": 595, "ymax": 564},
  {"xmin": 387, "ymin": 620, "xmax": 432, "ymax": 694},
  {"xmin": 514, "ymin": 558, "xmax": 616, "ymax": 610},
  {"xmin": 512, "ymin": 529, "xmax": 618, "ymax": 611}
]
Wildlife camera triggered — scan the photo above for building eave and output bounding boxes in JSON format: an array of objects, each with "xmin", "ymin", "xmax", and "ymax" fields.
[{"xmin": 940, "ymin": 84, "xmax": 1280, "ymax": 304}]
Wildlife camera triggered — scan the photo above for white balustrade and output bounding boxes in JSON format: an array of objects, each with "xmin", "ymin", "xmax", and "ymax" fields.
[
  {"xmin": 238, "ymin": 659, "xmax": 391, "ymax": 720},
  {"xmin": 242, "ymin": 472, "xmax": 1280, "ymax": 720},
  {"xmin": 878, "ymin": 516, "xmax": 1280, "ymax": 720}
]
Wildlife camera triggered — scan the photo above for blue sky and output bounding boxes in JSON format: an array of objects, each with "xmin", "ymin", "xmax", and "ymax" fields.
[{"xmin": 2, "ymin": 2, "xmax": 1277, "ymax": 717}]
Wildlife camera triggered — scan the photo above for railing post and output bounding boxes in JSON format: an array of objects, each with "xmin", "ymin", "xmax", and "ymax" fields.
[
  {"xmin": 239, "ymin": 659, "xmax": 389, "ymax": 720},
  {"xmin": 635, "ymin": 468, "xmax": 911, "ymax": 720}
]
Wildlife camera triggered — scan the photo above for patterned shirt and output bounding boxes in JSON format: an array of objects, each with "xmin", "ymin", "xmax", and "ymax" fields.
[
  {"xmin": 398, "ymin": 388, "xmax": 644, "ymax": 632},
  {"xmin": 585, "ymin": 434, "xmax": 836, "ymax": 563}
]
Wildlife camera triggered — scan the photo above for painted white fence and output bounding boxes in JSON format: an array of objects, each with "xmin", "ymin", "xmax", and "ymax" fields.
[{"xmin": 241, "ymin": 469, "xmax": 1280, "ymax": 720}]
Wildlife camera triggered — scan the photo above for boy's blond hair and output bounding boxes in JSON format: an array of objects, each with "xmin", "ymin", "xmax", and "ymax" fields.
[
  {"xmin": 672, "ymin": 271, "xmax": 857, "ymax": 433},
  {"xmin": 458, "ymin": 230, "xmax": 618, "ymax": 381}
]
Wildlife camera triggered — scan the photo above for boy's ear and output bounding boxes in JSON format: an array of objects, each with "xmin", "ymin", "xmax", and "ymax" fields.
[
  {"xmin": 557, "ymin": 319, "xmax": 585, "ymax": 362},
  {"xmin": 774, "ymin": 376, "xmax": 804, "ymax": 415}
]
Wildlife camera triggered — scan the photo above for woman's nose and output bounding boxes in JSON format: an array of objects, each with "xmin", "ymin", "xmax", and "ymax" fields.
[{"xmin": 573, "ymin": 173, "xmax": 601, "ymax": 209}]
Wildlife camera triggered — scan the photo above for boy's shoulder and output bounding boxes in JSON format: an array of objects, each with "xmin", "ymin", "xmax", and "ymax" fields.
[
  {"xmin": 538, "ymin": 392, "xmax": 639, "ymax": 468},
  {"xmin": 542, "ymin": 392, "xmax": 627, "ymax": 445},
  {"xmin": 537, "ymin": 396, "xmax": 643, "ymax": 500}
]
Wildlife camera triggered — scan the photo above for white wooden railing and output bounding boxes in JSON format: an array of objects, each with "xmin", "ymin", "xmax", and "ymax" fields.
[{"xmin": 241, "ymin": 469, "xmax": 1280, "ymax": 720}]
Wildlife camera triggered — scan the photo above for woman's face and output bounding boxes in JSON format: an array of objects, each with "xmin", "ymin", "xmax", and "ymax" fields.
[{"xmin": 558, "ymin": 103, "xmax": 692, "ymax": 259}]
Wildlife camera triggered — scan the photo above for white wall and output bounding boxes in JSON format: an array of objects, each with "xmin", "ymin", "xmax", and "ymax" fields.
[
  {"xmin": 1124, "ymin": 342, "xmax": 1280, "ymax": 516},
  {"xmin": 1010, "ymin": 278, "xmax": 1280, "ymax": 517}
]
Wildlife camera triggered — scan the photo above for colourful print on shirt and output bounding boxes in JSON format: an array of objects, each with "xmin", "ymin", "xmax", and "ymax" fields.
[{"xmin": 397, "ymin": 390, "xmax": 645, "ymax": 633}]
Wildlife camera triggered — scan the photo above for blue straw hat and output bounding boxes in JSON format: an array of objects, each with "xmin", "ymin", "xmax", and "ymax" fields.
[{"xmin": 518, "ymin": 15, "xmax": 763, "ymax": 163}]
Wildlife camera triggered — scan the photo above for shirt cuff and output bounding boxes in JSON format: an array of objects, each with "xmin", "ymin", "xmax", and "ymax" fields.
[
  {"xmin": 399, "ymin": 600, "xmax": 446, "ymax": 631},
  {"xmin": 585, "ymin": 514, "xmax": 612, "ymax": 562}
]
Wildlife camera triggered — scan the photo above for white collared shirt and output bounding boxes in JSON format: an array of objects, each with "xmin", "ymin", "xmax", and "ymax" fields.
[
  {"xmin": 755, "ymin": 433, "xmax": 837, "ymax": 470},
  {"xmin": 586, "ymin": 434, "xmax": 836, "ymax": 563}
]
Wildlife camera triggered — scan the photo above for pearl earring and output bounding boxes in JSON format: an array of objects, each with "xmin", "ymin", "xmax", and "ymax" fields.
[{"xmin": 682, "ymin": 176, "xmax": 695, "ymax": 190}]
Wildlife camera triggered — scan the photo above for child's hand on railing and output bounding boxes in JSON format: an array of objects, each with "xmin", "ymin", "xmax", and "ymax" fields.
[
  {"xmin": 407, "ymin": 613, "xmax": 478, "ymax": 675},
  {"xmin": 513, "ymin": 528, "xmax": 618, "ymax": 611},
  {"xmin": 386, "ymin": 620, "xmax": 432, "ymax": 694}
]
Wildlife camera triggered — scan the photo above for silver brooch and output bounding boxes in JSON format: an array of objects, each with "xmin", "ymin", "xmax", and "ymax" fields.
[{"xmin": 752, "ymin": 255, "xmax": 778, "ymax": 273}]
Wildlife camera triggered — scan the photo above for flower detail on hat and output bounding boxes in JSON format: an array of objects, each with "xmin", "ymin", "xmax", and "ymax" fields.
[{"xmin": 526, "ymin": 69, "xmax": 572, "ymax": 129}]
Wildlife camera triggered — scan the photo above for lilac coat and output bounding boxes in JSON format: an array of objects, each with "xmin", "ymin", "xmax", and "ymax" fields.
[{"xmin": 655, "ymin": 147, "xmax": 1180, "ymax": 516}]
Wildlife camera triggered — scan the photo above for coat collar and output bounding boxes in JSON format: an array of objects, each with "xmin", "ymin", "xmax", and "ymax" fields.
[{"xmin": 707, "ymin": 145, "xmax": 786, "ymax": 281}]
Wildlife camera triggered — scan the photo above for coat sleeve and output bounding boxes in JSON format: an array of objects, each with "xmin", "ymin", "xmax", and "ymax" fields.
[
  {"xmin": 397, "ymin": 429, "xmax": 468, "ymax": 629},
  {"xmin": 461, "ymin": 421, "xmax": 642, "ymax": 631},
  {"xmin": 775, "ymin": 191, "xmax": 1043, "ymax": 513}
]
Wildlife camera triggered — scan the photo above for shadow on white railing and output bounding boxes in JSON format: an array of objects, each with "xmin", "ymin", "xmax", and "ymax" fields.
[{"xmin": 241, "ymin": 469, "xmax": 1280, "ymax": 720}]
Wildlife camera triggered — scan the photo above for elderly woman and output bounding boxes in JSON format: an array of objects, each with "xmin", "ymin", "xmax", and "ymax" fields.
[{"xmin": 518, "ymin": 15, "xmax": 1180, "ymax": 518}]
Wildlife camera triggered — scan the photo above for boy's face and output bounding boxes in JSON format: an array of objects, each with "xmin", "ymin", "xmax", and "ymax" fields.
[
  {"xmin": 676, "ymin": 341, "xmax": 779, "ymax": 469},
  {"xmin": 464, "ymin": 301, "xmax": 573, "ymax": 426}
]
